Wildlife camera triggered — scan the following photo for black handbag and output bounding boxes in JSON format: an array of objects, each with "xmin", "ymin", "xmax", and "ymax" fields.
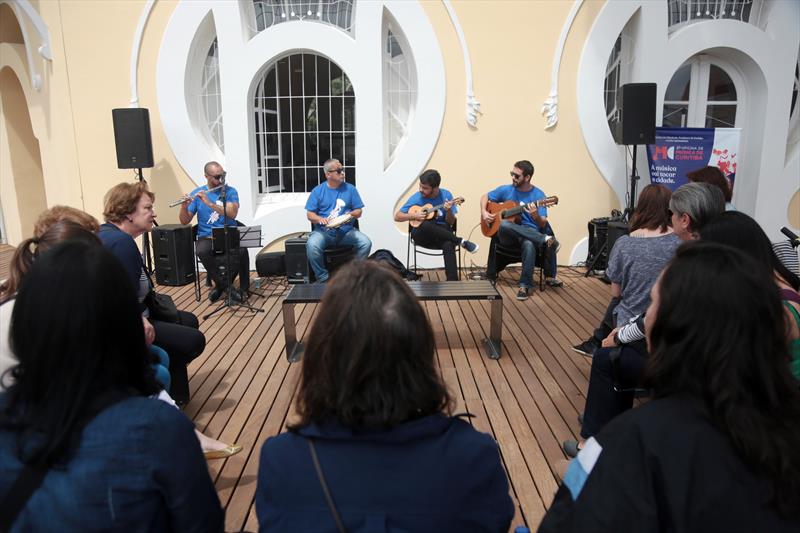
[
  {"xmin": 144, "ymin": 290, "xmax": 180, "ymax": 323},
  {"xmin": 142, "ymin": 267, "xmax": 180, "ymax": 323}
]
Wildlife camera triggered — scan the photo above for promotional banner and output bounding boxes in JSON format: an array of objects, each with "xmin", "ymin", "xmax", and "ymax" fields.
[{"xmin": 646, "ymin": 127, "xmax": 740, "ymax": 191}]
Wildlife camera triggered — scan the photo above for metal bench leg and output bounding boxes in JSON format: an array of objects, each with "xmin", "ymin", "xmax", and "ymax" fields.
[
  {"xmin": 483, "ymin": 297, "xmax": 503, "ymax": 359},
  {"xmin": 283, "ymin": 302, "xmax": 303, "ymax": 363}
]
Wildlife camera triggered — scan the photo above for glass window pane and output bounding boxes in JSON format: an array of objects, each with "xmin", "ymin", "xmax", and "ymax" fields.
[
  {"xmin": 290, "ymin": 55, "xmax": 303, "ymax": 97},
  {"xmin": 665, "ymin": 64, "xmax": 692, "ymax": 101},
  {"xmin": 662, "ymin": 104, "xmax": 689, "ymax": 127},
  {"xmin": 344, "ymin": 97, "xmax": 355, "ymax": 131},
  {"xmin": 316, "ymin": 58, "xmax": 329, "ymax": 96},
  {"xmin": 331, "ymin": 98, "xmax": 343, "ymax": 131},
  {"xmin": 292, "ymin": 168, "xmax": 306, "ymax": 193},
  {"xmin": 277, "ymin": 57, "xmax": 289, "ymax": 96},
  {"xmin": 290, "ymin": 98, "xmax": 305, "ymax": 130},
  {"xmin": 265, "ymin": 68, "xmax": 277, "ymax": 98},
  {"xmin": 317, "ymin": 97, "xmax": 331, "ymax": 132},
  {"xmin": 330, "ymin": 63, "xmax": 343, "ymax": 96},
  {"xmin": 705, "ymin": 104, "xmax": 737, "ymax": 128},
  {"xmin": 707, "ymin": 65, "xmax": 737, "ymax": 101}
]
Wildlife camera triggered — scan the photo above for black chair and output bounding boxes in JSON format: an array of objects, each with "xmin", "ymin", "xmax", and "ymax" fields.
[
  {"xmin": 486, "ymin": 222, "xmax": 555, "ymax": 292},
  {"xmin": 406, "ymin": 220, "xmax": 461, "ymax": 280},
  {"xmin": 193, "ymin": 222, "xmax": 250, "ymax": 302}
]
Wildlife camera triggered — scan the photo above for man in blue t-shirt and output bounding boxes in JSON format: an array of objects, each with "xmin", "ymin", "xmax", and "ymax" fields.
[
  {"xmin": 305, "ymin": 159, "xmax": 372, "ymax": 283},
  {"xmin": 480, "ymin": 159, "xmax": 561, "ymax": 301},
  {"xmin": 394, "ymin": 169, "xmax": 479, "ymax": 281},
  {"xmin": 179, "ymin": 161, "xmax": 248, "ymax": 302}
]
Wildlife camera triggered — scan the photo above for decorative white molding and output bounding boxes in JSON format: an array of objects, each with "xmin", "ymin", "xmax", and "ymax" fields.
[
  {"xmin": 441, "ymin": 0, "xmax": 480, "ymax": 127},
  {"xmin": 157, "ymin": 1, "xmax": 446, "ymax": 263},
  {"xmin": 2, "ymin": 0, "xmax": 53, "ymax": 90},
  {"xmin": 541, "ymin": 0, "xmax": 583, "ymax": 129},
  {"xmin": 129, "ymin": 0, "xmax": 157, "ymax": 107}
]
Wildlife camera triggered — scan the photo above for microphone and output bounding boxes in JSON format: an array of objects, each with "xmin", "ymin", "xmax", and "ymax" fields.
[{"xmin": 781, "ymin": 227, "xmax": 800, "ymax": 248}]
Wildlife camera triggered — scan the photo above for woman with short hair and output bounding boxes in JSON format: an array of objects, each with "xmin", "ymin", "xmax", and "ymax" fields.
[
  {"xmin": 0, "ymin": 241, "xmax": 224, "ymax": 531},
  {"xmin": 256, "ymin": 261, "xmax": 514, "ymax": 532},
  {"xmin": 98, "ymin": 182, "xmax": 204, "ymax": 405}
]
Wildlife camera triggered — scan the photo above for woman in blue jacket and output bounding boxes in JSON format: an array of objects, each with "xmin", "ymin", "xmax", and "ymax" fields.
[{"xmin": 256, "ymin": 260, "xmax": 514, "ymax": 532}]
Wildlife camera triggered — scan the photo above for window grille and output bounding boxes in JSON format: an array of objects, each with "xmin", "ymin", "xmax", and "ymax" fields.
[
  {"xmin": 384, "ymin": 27, "xmax": 415, "ymax": 164},
  {"xmin": 253, "ymin": 0, "xmax": 354, "ymax": 33},
  {"xmin": 201, "ymin": 38, "xmax": 224, "ymax": 152},
  {"xmin": 253, "ymin": 53, "xmax": 355, "ymax": 197},
  {"xmin": 667, "ymin": 0, "xmax": 763, "ymax": 30}
]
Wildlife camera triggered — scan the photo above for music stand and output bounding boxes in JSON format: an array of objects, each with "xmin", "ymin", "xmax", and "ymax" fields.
[
  {"xmin": 203, "ymin": 184, "xmax": 264, "ymax": 319},
  {"xmin": 237, "ymin": 225, "xmax": 269, "ymax": 300}
]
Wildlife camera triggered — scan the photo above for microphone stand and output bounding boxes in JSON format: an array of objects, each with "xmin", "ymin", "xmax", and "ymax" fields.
[{"xmin": 203, "ymin": 177, "xmax": 264, "ymax": 319}]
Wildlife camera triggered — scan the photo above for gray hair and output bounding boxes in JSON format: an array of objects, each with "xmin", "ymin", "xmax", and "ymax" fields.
[
  {"xmin": 669, "ymin": 182, "xmax": 725, "ymax": 233},
  {"xmin": 323, "ymin": 159, "xmax": 341, "ymax": 173}
]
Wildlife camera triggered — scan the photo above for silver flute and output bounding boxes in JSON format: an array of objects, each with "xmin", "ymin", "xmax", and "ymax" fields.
[{"xmin": 168, "ymin": 184, "xmax": 224, "ymax": 207}]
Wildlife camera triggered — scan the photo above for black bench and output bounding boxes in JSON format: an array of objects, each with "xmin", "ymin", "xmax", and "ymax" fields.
[{"xmin": 282, "ymin": 280, "xmax": 503, "ymax": 363}]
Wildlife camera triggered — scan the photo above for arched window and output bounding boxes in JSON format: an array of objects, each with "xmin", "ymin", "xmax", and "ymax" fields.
[
  {"xmin": 383, "ymin": 22, "xmax": 415, "ymax": 166},
  {"xmin": 253, "ymin": 0, "xmax": 354, "ymax": 33},
  {"xmin": 663, "ymin": 56, "xmax": 739, "ymax": 128},
  {"xmin": 253, "ymin": 53, "xmax": 355, "ymax": 198},
  {"xmin": 200, "ymin": 38, "xmax": 224, "ymax": 152}
]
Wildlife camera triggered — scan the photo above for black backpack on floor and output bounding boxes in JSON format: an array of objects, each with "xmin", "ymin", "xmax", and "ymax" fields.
[{"xmin": 368, "ymin": 249, "xmax": 420, "ymax": 281}]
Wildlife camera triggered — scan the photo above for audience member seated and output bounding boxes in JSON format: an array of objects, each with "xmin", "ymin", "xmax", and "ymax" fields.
[
  {"xmin": 700, "ymin": 211, "xmax": 800, "ymax": 380},
  {"xmin": 686, "ymin": 165, "xmax": 735, "ymax": 210},
  {"xmin": 0, "ymin": 241, "xmax": 224, "ymax": 531},
  {"xmin": 564, "ymin": 181, "xmax": 725, "ymax": 457},
  {"xmin": 99, "ymin": 182, "xmax": 205, "ymax": 405},
  {"xmin": 540, "ymin": 243, "xmax": 800, "ymax": 532},
  {"xmin": 572, "ymin": 185, "xmax": 679, "ymax": 357},
  {"xmin": 0, "ymin": 214, "xmax": 240, "ymax": 459},
  {"xmin": 256, "ymin": 261, "xmax": 514, "ymax": 532}
]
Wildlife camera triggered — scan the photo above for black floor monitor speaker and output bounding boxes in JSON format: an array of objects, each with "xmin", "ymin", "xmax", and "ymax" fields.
[
  {"xmin": 615, "ymin": 83, "xmax": 656, "ymax": 145},
  {"xmin": 285, "ymin": 236, "xmax": 311, "ymax": 284},
  {"xmin": 256, "ymin": 251, "xmax": 286, "ymax": 277},
  {"xmin": 152, "ymin": 224, "xmax": 195, "ymax": 286},
  {"xmin": 112, "ymin": 108, "xmax": 154, "ymax": 169}
]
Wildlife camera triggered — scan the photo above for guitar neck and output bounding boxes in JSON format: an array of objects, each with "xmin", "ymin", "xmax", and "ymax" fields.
[{"xmin": 503, "ymin": 200, "xmax": 542, "ymax": 219}]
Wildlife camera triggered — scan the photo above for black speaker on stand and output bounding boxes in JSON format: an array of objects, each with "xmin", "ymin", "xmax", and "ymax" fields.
[
  {"xmin": 151, "ymin": 224, "xmax": 195, "ymax": 286},
  {"xmin": 613, "ymin": 83, "xmax": 657, "ymax": 219},
  {"xmin": 112, "ymin": 107, "xmax": 156, "ymax": 271}
]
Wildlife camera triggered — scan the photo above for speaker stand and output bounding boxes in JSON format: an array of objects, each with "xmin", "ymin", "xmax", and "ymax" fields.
[
  {"xmin": 136, "ymin": 168, "xmax": 154, "ymax": 272},
  {"xmin": 623, "ymin": 144, "xmax": 641, "ymax": 222}
]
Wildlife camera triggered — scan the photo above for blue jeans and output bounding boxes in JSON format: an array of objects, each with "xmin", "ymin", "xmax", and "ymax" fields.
[
  {"xmin": 307, "ymin": 228, "xmax": 372, "ymax": 282},
  {"xmin": 497, "ymin": 220, "xmax": 556, "ymax": 288},
  {"xmin": 150, "ymin": 344, "xmax": 171, "ymax": 392}
]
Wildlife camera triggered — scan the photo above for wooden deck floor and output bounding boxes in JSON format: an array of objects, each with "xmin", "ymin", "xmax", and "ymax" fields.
[
  {"xmin": 0, "ymin": 240, "xmax": 609, "ymax": 531},
  {"xmin": 159, "ymin": 267, "xmax": 608, "ymax": 532}
]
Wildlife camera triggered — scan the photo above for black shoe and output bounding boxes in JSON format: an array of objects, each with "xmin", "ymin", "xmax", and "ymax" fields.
[
  {"xmin": 562, "ymin": 440, "xmax": 581, "ymax": 458},
  {"xmin": 546, "ymin": 277, "xmax": 564, "ymax": 288},
  {"xmin": 516, "ymin": 287, "xmax": 530, "ymax": 301},
  {"xmin": 572, "ymin": 338, "xmax": 598, "ymax": 357},
  {"xmin": 208, "ymin": 287, "xmax": 224, "ymax": 303}
]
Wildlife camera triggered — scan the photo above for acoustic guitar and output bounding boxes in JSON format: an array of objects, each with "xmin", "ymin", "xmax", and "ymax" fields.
[
  {"xmin": 408, "ymin": 197, "xmax": 465, "ymax": 228},
  {"xmin": 481, "ymin": 196, "xmax": 559, "ymax": 237}
]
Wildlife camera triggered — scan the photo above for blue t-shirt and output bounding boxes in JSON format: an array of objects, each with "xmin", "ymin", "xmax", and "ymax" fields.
[
  {"xmin": 399, "ymin": 188, "xmax": 458, "ymax": 225},
  {"xmin": 305, "ymin": 182, "xmax": 364, "ymax": 233},
  {"xmin": 487, "ymin": 184, "xmax": 548, "ymax": 229},
  {"xmin": 187, "ymin": 184, "xmax": 240, "ymax": 238}
]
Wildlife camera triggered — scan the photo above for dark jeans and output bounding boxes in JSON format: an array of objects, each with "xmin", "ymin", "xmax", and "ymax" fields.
[
  {"xmin": 496, "ymin": 221, "xmax": 557, "ymax": 286},
  {"xmin": 151, "ymin": 310, "xmax": 206, "ymax": 403},
  {"xmin": 580, "ymin": 343, "xmax": 648, "ymax": 439},
  {"xmin": 411, "ymin": 221, "xmax": 461, "ymax": 281},
  {"xmin": 195, "ymin": 238, "xmax": 250, "ymax": 291},
  {"xmin": 592, "ymin": 296, "xmax": 621, "ymax": 342}
]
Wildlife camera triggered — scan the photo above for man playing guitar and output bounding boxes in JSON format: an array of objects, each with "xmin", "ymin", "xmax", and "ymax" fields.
[
  {"xmin": 394, "ymin": 169, "xmax": 478, "ymax": 281},
  {"xmin": 480, "ymin": 160, "xmax": 562, "ymax": 300}
]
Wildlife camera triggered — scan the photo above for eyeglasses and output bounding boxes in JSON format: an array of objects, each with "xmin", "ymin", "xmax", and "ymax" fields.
[
  {"xmin": 510, "ymin": 172, "xmax": 522, "ymax": 179},
  {"xmin": 329, "ymin": 168, "xmax": 345, "ymax": 174}
]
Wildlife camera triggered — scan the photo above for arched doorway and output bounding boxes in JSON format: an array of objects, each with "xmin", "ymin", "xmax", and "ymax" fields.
[{"xmin": 0, "ymin": 66, "xmax": 46, "ymax": 243}]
